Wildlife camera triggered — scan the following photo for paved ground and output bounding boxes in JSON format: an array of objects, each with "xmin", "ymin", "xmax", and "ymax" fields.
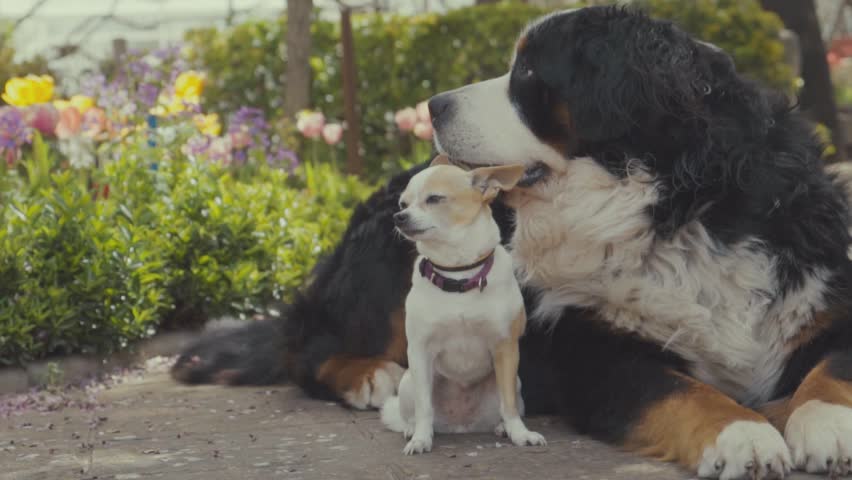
[{"xmin": 0, "ymin": 358, "xmax": 818, "ymax": 480}]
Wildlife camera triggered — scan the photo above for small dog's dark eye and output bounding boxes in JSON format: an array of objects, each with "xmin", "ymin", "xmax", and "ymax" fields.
[
  {"xmin": 425, "ymin": 195, "xmax": 444, "ymax": 205},
  {"xmin": 399, "ymin": 201, "xmax": 408, "ymax": 209},
  {"xmin": 524, "ymin": 68, "xmax": 534, "ymax": 78}
]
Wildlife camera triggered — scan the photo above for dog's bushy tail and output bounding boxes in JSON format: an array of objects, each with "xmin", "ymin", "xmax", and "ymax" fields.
[
  {"xmin": 380, "ymin": 396, "xmax": 407, "ymax": 432},
  {"xmin": 170, "ymin": 316, "xmax": 288, "ymax": 386}
]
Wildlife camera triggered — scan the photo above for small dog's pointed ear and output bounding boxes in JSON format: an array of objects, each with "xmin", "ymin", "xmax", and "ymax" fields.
[
  {"xmin": 470, "ymin": 164, "xmax": 526, "ymax": 201},
  {"xmin": 430, "ymin": 155, "xmax": 451, "ymax": 167}
]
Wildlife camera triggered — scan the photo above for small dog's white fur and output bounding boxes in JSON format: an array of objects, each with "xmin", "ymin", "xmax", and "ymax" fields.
[{"xmin": 380, "ymin": 158, "xmax": 546, "ymax": 454}]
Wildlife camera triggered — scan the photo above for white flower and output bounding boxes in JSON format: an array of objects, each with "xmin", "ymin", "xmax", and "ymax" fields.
[
  {"xmin": 59, "ymin": 136, "xmax": 96, "ymax": 169},
  {"xmin": 158, "ymin": 126, "xmax": 177, "ymax": 145}
]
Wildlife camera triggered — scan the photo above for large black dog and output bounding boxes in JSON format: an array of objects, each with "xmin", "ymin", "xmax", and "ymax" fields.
[{"xmin": 173, "ymin": 7, "xmax": 852, "ymax": 479}]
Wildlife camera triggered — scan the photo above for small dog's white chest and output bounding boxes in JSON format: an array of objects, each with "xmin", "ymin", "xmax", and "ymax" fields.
[{"xmin": 431, "ymin": 321, "xmax": 496, "ymax": 386}]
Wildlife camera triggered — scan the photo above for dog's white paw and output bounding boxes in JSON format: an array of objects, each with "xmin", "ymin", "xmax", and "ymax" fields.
[
  {"xmin": 697, "ymin": 420, "xmax": 791, "ymax": 480},
  {"xmin": 503, "ymin": 418, "xmax": 546, "ymax": 447},
  {"xmin": 494, "ymin": 422, "xmax": 506, "ymax": 438},
  {"xmin": 342, "ymin": 361, "xmax": 405, "ymax": 410},
  {"xmin": 403, "ymin": 433, "xmax": 433, "ymax": 455},
  {"xmin": 403, "ymin": 424, "xmax": 415, "ymax": 440},
  {"xmin": 509, "ymin": 429, "xmax": 547, "ymax": 447},
  {"xmin": 785, "ymin": 400, "xmax": 852, "ymax": 476}
]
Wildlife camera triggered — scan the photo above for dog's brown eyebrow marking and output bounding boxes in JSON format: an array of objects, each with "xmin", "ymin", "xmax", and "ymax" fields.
[{"xmin": 516, "ymin": 34, "xmax": 528, "ymax": 55}]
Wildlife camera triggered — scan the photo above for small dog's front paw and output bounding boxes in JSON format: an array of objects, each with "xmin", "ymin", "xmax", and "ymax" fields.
[
  {"xmin": 494, "ymin": 422, "xmax": 506, "ymax": 438},
  {"xmin": 508, "ymin": 429, "xmax": 546, "ymax": 447},
  {"xmin": 503, "ymin": 419, "xmax": 546, "ymax": 447},
  {"xmin": 785, "ymin": 400, "xmax": 852, "ymax": 476},
  {"xmin": 403, "ymin": 434, "xmax": 433, "ymax": 455},
  {"xmin": 403, "ymin": 424, "xmax": 415, "ymax": 440},
  {"xmin": 697, "ymin": 420, "xmax": 791, "ymax": 480}
]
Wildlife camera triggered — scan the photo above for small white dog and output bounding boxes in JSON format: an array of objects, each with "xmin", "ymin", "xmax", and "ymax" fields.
[{"xmin": 380, "ymin": 155, "xmax": 546, "ymax": 455}]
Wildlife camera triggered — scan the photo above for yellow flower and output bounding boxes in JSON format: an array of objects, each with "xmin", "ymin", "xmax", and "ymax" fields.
[
  {"xmin": 194, "ymin": 113, "xmax": 221, "ymax": 137},
  {"xmin": 70, "ymin": 95, "xmax": 94, "ymax": 113},
  {"xmin": 2, "ymin": 74, "xmax": 54, "ymax": 107},
  {"xmin": 174, "ymin": 71, "xmax": 205, "ymax": 104},
  {"xmin": 53, "ymin": 95, "xmax": 95, "ymax": 113}
]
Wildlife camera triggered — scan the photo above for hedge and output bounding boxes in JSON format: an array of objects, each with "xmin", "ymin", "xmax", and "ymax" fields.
[
  {"xmin": 184, "ymin": 0, "xmax": 794, "ymax": 177},
  {"xmin": 0, "ymin": 146, "xmax": 372, "ymax": 365}
]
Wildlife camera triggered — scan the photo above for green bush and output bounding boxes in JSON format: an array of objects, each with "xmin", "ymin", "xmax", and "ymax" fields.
[
  {"xmin": 185, "ymin": 1, "xmax": 794, "ymax": 177},
  {"xmin": 0, "ymin": 144, "xmax": 371, "ymax": 365}
]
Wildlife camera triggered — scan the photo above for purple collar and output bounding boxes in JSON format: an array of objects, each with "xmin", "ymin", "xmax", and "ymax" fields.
[{"xmin": 418, "ymin": 250, "xmax": 495, "ymax": 293}]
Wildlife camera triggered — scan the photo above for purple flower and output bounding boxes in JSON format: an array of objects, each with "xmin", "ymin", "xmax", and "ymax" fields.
[
  {"xmin": 0, "ymin": 107, "xmax": 33, "ymax": 164},
  {"xmin": 228, "ymin": 107, "xmax": 269, "ymax": 149},
  {"xmin": 137, "ymin": 83, "xmax": 160, "ymax": 108},
  {"xmin": 79, "ymin": 74, "xmax": 107, "ymax": 98},
  {"xmin": 181, "ymin": 135, "xmax": 212, "ymax": 157},
  {"xmin": 269, "ymin": 145, "xmax": 300, "ymax": 170}
]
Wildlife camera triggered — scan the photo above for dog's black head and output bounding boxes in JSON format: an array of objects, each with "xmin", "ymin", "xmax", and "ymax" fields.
[{"xmin": 430, "ymin": 5, "xmax": 785, "ymax": 232}]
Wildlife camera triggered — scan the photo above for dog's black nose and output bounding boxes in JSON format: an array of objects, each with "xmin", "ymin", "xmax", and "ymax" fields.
[
  {"xmin": 393, "ymin": 212, "xmax": 409, "ymax": 227},
  {"xmin": 428, "ymin": 94, "xmax": 454, "ymax": 127}
]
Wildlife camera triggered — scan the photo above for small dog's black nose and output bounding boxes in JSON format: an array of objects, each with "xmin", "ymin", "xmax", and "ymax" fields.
[
  {"xmin": 393, "ymin": 212, "xmax": 409, "ymax": 227},
  {"xmin": 428, "ymin": 94, "xmax": 454, "ymax": 127}
]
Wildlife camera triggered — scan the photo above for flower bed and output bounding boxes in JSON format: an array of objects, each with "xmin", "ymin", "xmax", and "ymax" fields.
[{"xmin": 0, "ymin": 49, "xmax": 374, "ymax": 366}]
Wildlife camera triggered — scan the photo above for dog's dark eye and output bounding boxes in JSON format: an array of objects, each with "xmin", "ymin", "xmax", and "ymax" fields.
[
  {"xmin": 523, "ymin": 68, "xmax": 534, "ymax": 79},
  {"xmin": 425, "ymin": 195, "xmax": 444, "ymax": 205},
  {"xmin": 399, "ymin": 201, "xmax": 408, "ymax": 209}
]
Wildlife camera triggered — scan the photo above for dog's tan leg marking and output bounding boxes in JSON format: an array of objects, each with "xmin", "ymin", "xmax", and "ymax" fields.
[
  {"xmin": 314, "ymin": 307, "xmax": 408, "ymax": 410},
  {"xmin": 783, "ymin": 360, "xmax": 852, "ymax": 475},
  {"xmin": 493, "ymin": 311, "xmax": 524, "ymax": 419},
  {"xmin": 492, "ymin": 310, "xmax": 545, "ymax": 446},
  {"xmin": 627, "ymin": 372, "xmax": 790, "ymax": 479}
]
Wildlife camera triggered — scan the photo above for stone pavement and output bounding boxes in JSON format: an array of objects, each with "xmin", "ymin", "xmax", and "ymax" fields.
[{"xmin": 1, "ymin": 361, "xmax": 818, "ymax": 480}]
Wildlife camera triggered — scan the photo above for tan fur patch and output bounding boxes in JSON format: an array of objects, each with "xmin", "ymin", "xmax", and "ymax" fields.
[
  {"xmin": 784, "ymin": 311, "xmax": 834, "ymax": 353},
  {"xmin": 759, "ymin": 396, "xmax": 792, "ymax": 432},
  {"xmin": 385, "ymin": 307, "xmax": 408, "ymax": 366},
  {"xmin": 316, "ymin": 355, "xmax": 392, "ymax": 397},
  {"xmin": 421, "ymin": 165, "xmax": 484, "ymax": 226},
  {"xmin": 516, "ymin": 34, "xmax": 528, "ymax": 55},
  {"xmin": 543, "ymin": 104, "xmax": 574, "ymax": 155},
  {"xmin": 492, "ymin": 309, "xmax": 527, "ymax": 418},
  {"xmin": 789, "ymin": 361, "xmax": 852, "ymax": 414},
  {"xmin": 626, "ymin": 371, "xmax": 767, "ymax": 468}
]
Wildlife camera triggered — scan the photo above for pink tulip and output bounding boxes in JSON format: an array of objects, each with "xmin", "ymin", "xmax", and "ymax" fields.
[
  {"xmin": 413, "ymin": 121, "xmax": 433, "ymax": 141},
  {"xmin": 394, "ymin": 107, "xmax": 417, "ymax": 132},
  {"xmin": 55, "ymin": 107, "xmax": 83, "ymax": 139},
  {"xmin": 322, "ymin": 123, "xmax": 343, "ymax": 145},
  {"xmin": 297, "ymin": 111, "xmax": 325, "ymax": 139},
  {"xmin": 415, "ymin": 101, "xmax": 430, "ymax": 123},
  {"xmin": 25, "ymin": 104, "xmax": 59, "ymax": 137}
]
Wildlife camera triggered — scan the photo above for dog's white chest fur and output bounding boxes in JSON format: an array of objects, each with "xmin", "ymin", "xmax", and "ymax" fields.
[
  {"xmin": 406, "ymin": 247, "xmax": 522, "ymax": 382},
  {"xmin": 511, "ymin": 158, "xmax": 828, "ymax": 405}
]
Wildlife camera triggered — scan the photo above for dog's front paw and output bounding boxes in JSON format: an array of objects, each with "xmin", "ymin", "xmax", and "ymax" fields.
[
  {"xmin": 509, "ymin": 429, "xmax": 546, "ymax": 447},
  {"xmin": 785, "ymin": 400, "xmax": 852, "ymax": 476},
  {"xmin": 403, "ymin": 433, "xmax": 433, "ymax": 455},
  {"xmin": 503, "ymin": 418, "xmax": 546, "ymax": 447},
  {"xmin": 342, "ymin": 361, "xmax": 405, "ymax": 410},
  {"xmin": 697, "ymin": 420, "xmax": 791, "ymax": 480}
]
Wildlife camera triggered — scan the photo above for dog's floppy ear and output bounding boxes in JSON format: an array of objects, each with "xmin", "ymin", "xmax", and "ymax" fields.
[
  {"xmin": 470, "ymin": 165, "xmax": 526, "ymax": 201},
  {"xmin": 430, "ymin": 155, "xmax": 451, "ymax": 167}
]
